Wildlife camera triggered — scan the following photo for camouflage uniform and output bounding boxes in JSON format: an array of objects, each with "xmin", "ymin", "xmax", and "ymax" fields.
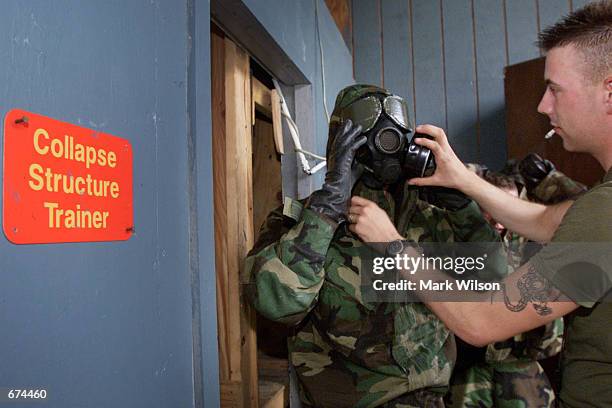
[
  {"xmin": 246, "ymin": 179, "xmax": 505, "ymax": 407},
  {"xmin": 529, "ymin": 169, "xmax": 586, "ymax": 205},
  {"xmin": 447, "ymin": 165, "xmax": 586, "ymax": 408}
]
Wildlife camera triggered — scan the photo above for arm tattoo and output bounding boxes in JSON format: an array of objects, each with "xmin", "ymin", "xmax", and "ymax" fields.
[{"xmin": 502, "ymin": 264, "xmax": 561, "ymax": 316}]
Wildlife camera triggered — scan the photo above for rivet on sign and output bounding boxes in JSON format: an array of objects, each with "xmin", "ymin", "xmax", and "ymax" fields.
[
  {"xmin": 126, "ymin": 226, "xmax": 135, "ymax": 233},
  {"xmin": 14, "ymin": 116, "xmax": 29, "ymax": 126}
]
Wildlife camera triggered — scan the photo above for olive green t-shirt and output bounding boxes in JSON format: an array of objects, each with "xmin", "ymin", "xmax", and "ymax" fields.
[{"xmin": 531, "ymin": 168, "xmax": 612, "ymax": 408}]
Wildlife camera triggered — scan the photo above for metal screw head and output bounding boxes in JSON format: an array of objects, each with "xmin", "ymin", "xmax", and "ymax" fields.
[{"xmin": 15, "ymin": 116, "xmax": 29, "ymax": 126}]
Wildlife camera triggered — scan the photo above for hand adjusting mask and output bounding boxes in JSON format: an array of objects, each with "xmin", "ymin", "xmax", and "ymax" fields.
[{"xmin": 337, "ymin": 93, "xmax": 435, "ymax": 189}]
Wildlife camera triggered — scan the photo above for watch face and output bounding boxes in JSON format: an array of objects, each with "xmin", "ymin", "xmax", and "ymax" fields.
[{"xmin": 387, "ymin": 240, "xmax": 404, "ymax": 255}]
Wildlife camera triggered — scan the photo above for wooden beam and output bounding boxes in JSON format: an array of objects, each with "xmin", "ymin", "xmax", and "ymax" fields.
[
  {"xmin": 224, "ymin": 37, "xmax": 246, "ymax": 388},
  {"xmin": 270, "ymin": 90, "xmax": 284, "ymax": 155},
  {"xmin": 220, "ymin": 381, "xmax": 242, "ymax": 408},
  {"xmin": 224, "ymin": 37, "xmax": 259, "ymax": 408},
  {"xmin": 252, "ymin": 77, "xmax": 272, "ymax": 117},
  {"xmin": 211, "ymin": 27, "xmax": 231, "ymax": 385},
  {"xmin": 213, "ymin": 29, "xmax": 260, "ymax": 408},
  {"xmin": 252, "ymin": 118, "xmax": 282, "ymax": 239}
]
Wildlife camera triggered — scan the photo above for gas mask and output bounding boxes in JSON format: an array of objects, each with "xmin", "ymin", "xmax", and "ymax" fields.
[{"xmin": 336, "ymin": 93, "xmax": 435, "ymax": 189}]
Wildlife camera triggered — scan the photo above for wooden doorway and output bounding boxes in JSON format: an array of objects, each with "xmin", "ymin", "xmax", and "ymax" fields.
[{"xmin": 211, "ymin": 24, "xmax": 287, "ymax": 408}]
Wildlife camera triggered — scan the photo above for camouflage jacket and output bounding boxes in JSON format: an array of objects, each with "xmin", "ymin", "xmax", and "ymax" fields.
[
  {"xmin": 529, "ymin": 169, "xmax": 586, "ymax": 204},
  {"xmin": 246, "ymin": 181, "xmax": 504, "ymax": 408}
]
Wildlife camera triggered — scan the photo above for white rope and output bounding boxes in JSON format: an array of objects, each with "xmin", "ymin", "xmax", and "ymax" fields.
[{"xmin": 272, "ymin": 78, "xmax": 327, "ymax": 175}]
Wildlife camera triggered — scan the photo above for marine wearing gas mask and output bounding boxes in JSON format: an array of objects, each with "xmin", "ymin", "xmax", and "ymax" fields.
[
  {"xmin": 331, "ymin": 85, "xmax": 435, "ymax": 189},
  {"xmin": 247, "ymin": 84, "xmax": 506, "ymax": 407},
  {"xmin": 307, "ymin": 84, "xmax": 440, "ymax": 224}
]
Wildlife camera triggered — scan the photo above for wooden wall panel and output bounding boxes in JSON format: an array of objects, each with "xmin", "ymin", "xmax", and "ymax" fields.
[
  {"xmin": 351, "ymin": 0, "xmax": 598, "ymax": 169},
  {"xmin": 538, "ymin": 0, "xmax": 570, "ymax": 32},
  {"xmin": 353, "ymin": 0, "xmax": 590, "ymax": 169},
  {"xmin": 505, "ymin": 0, "xmax": 540, "ymax": 64},
  {"xmin": 474, "ymin": 0, "xmax": 508, "ymax": 168},
  {"xmin": 442, "ymin": 0, "xmax": 479, "ymax": 163},
  {"xmin": 573, "ymin": 0, "xmax": 595, "ymax": 10},
  {"xmin": 412, "ymin": 0, "xmax": 446, "ymax": 126},
  {"xmin": 352, "ymin": 0, "xmax": 382, "ymax": 86},
  {"xmin": 381, "ymin": 0, "xmax": 415, "ymax": 124}
]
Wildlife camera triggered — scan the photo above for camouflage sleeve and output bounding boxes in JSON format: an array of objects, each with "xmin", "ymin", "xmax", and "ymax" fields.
[
  {"xmin": 443, "ymin": 201, "xmax": 508, "ymax": 282},
  {"xmin": 443, "ymin": 201, "xmax": 500, "ymax": 243},
  {"xmin": 530, "ymin": 169, "xmax": 587, "ymax": 204},
  {"xmin": 245, "ymin": 202, "xmax": 337, "ymax": 326}
]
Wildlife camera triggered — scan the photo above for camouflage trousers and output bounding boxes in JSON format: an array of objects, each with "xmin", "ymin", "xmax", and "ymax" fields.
[
  {"xmin": 446, "ymin": 360, "xmax": 555, "ymax": 408},
  {"xmin": 299, "ymin": 380, "xmax": 446, "ymax": 408}
]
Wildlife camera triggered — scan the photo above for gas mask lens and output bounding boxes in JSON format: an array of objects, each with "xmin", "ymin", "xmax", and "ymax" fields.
[
  {"xmin": 341, "ymin": 96, "xmax": 383, "ymax": 133},
  {"xmin": 340, "ymin": 95, "xmax": 412, "ymax": 134},
  {"xmin": 383, "ymin": 96, "xmax": 410, "ymax": 131}
]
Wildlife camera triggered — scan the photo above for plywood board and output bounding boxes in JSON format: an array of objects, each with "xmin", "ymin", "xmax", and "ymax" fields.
[{"xmin": 212, "ymin": 30, "xmax": 259, "ymax": 408}]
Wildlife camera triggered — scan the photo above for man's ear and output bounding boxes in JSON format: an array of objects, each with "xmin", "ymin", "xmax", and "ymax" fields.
[{"xmin": 605, "ymin": 77, "xmax": 612, "ymax": 115}]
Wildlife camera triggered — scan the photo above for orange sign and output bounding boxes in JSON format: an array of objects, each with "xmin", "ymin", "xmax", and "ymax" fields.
[{"xmin": 3, "ymin": 109, "xmax": 133, "ymax": 244}]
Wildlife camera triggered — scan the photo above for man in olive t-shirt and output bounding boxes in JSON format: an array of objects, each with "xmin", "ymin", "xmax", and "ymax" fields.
[
  {"xmin": 344, "ymin": 2, "xmax": 612, "ymax": 406},
  {"xmin": 529, "ymin": 169, "xmax": 612, "ymax": 407}
]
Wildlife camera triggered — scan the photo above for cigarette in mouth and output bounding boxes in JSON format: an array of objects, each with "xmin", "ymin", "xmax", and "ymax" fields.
[{"xmin": 544, "ymin": 129, "xmax": 555, "ymax": 140}]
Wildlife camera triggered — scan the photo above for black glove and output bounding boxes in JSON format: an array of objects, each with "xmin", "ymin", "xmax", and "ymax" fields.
[
  {"xmin": 307, "ymin": 120, "xmax": 366, "ymax": 224},
  {"xmin": 519, "ymin": 153, "xmax": 555, "ymax": 190},
  {"xmin": 421, "ymin": 186, "xmax": 471, "ymax": 211}
]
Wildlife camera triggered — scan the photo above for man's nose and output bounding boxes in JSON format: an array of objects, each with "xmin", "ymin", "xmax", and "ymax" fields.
[{"xmin": 538, "ymin": 89, "xmax": 552, "ymax": 115}]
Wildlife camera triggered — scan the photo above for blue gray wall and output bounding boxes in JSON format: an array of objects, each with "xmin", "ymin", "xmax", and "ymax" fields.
[
  {"xmin": 242, "ymin": 0, "xmax": 355, "ymax": 192},
  {"xmin": 352, "ymin": 0, "xmax": 594, "ymax": 169},
  {"xmin": 0, "ymin": 1, "xmax": 216, "ymax": 407},
  {"xmin": 0, "ymin": 0, "xmax": 352, "ymax": 407}
]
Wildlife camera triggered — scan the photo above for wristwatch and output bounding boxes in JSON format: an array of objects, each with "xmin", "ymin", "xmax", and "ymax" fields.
[
  {"xmin": 386, "ymin": 239, "xmax": 408, "ymax": 256},
  {"xmin": 386, "ymin": 239, "xmax": 422, "ymax": 257}
]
